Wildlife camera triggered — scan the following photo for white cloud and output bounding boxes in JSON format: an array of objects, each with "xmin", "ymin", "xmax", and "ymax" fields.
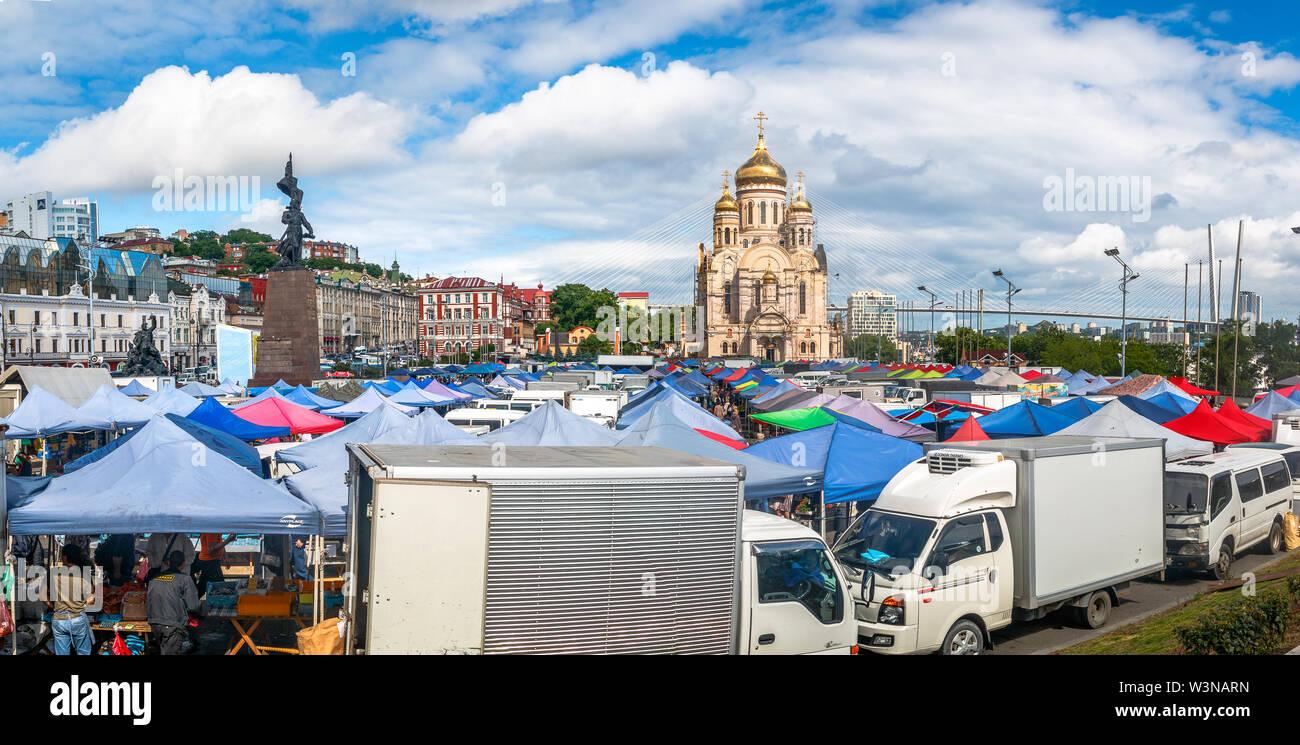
[{"xmin": 0, "ymin": 66, "xmax": 415, "ymax": 195}]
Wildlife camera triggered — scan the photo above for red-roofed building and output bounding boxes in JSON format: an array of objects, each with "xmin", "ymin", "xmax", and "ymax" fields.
[{"xmin": 972, "ymin": 349, "xmax": 1027, "ymax": 367}]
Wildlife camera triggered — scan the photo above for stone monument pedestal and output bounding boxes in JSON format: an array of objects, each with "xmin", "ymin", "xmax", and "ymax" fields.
[{"xmin": 248, "ymin": 266, "xmax": 319, "ymax": 388}]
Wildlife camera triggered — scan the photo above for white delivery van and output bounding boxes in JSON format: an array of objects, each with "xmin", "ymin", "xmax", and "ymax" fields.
[
  {"xmin": 473, "ymin": 399, "xmax": 543, "ymax": 414},
  {"xmin": 883, "ymin": 385, "xmax": 927, "ymax": 408},
  {"xmin": 1164, "ymin": 450, "xmax": 1292, "ymax": 579},
  {"xmin": 833, "ymin": 436, "xmax": 1166, "ymax": 655},
  {"xmin": 793, "ymin": 371, "xmax": 832, "ymax": 385},
  {"xmin": 1227, "ymin": 441, "xmax": 1300, "ymax": 508},
  {"xmin": 343, "ymin": 444, "xmax": 858, "ymax": 655},
  {"xmin": 443, "ymin": 407, "xmax": 525, "ymax": 432},
  {"xmin": 565, "ymin": 390, "xmax": 627, "ymax": 425}
]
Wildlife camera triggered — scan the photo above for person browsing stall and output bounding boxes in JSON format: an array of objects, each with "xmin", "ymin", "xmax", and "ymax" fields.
[
  {"xmin": 47, "ymin": 545, "xmax": 95, "ymax": 655},
  {"xmin": 191, "ymin": 534, "xmax": 236, "ymax": 596},
  {"xmin": 147, "ymin": 551, "xmax": 201, "ymax": 655}
]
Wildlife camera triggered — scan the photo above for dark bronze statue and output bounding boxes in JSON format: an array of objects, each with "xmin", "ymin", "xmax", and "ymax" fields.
[
  {"xmin": 273, "ymin": 153, "xmax": 314, "ymax": 269},
  {"xmin": 120, "ymin": 317, "xmax": 168, "ymax": 376}
]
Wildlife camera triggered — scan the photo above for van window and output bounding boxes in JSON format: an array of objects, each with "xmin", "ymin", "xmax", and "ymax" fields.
[
  {"xmin": 1235, "ymin": 468, "xmax": 1264, "ymax": 503},
  {"xmin": 1261, "ymin": 460, "xmax": 1290, "ymax": 494},
  {"xmin": 754, "ymin": 543, "xmax": 843, "ymax": 624},
  {"xmin": 467, "ymin": 419, "xmax": 501, "ymax": 431},
  {"xmin": 1210, "ymin": 473, "xmax": 1233, "ymax": 519},
  {"xmin": 1284, "ymin": 452, "xmax": 1300, "ymax": 480},
  {"xmin": 1164, "ymin": 472, "xmax": 1208, "ymax": 513},
  {"xmin": 930, "ymin": 514, "xmax": 987, "ymax": 566},
  {"xmin": 984, "ymin": 513, "xmax": 1004, "ymax": 552}
]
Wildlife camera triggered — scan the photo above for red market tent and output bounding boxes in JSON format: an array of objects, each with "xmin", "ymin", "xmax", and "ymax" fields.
[
  {"xmin": 945, "ymin": 417, "xmax": 991, "ymax": 442},
  {"xmin": 1168, "ymin": 376, "xmax": 1220, "ymax": 397},
  {"xmin": 1019, "ymin": 370, "xmax": 1043, "ymax": 380},
  {"xmin": 1275, "ymin": 385, "xmax": 1300, "ymax": 398},
  {"xmin": 232, "ymin": 397, "xmax": 345, "ymax": 435},
  {"xmin": 1216, "ymin": 398, "xmax": 1270, "ymax": 439},
  {"xmin": 1163, "ymin": 400, "xmax": 1257, "ymax": 446},
  {"xmin": 720, "ymin": 368, "xmax": 748, "ymax": 383}
]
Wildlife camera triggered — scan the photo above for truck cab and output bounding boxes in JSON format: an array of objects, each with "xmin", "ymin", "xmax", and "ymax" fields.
[
  {"xmin": 833, "ymin": 449, "xmax": 1016, "ymax": 655},
  {"xmin": 1164, "ymin": 450, "xmax": 1292, "ymax": 579},
  {"xmin": 739, "ymin": 510, "xmax": 859, "ymax": 654},
  {"xmin": 884, "ymin": 385, "xmax": 927, "ymax": 407}
]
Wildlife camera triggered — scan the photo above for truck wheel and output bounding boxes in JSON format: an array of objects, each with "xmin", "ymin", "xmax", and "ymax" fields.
[
  {"xmin": 940, "ymin": 620, "xmax": 984, "ymax": 655},
  {"xmin": 1078, "ymin": 590, "xmax": 1111, "ymax": 629},
  {"xmin": 1264, "ymin": 521, "xmax": 1283, "ymax": 555},
  {"xmin": 1212, "ymin": 546, "xmax": 1232, "ymax": 581}
]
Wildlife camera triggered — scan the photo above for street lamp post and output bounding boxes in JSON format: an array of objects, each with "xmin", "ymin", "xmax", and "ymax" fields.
[
  {"xmin": 78, "ymin": 258, "xmax": 98, "ymax": 366},
  {"xmin": 917, "ymin": 286, "xmax": 938, "ymax": 363},
  {"xmin": 1104, "ymin": 247, "xmax": 1140, "ymax": 377},
  {"xmin": 990, "ymin": 270, "xmax": 1020, "ymax": 367}
]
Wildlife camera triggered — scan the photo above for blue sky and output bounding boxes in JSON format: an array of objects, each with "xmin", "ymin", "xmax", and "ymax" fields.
[{"xmin": 3, "ymin": 0, "xmax": 1300, "ymax": 324}]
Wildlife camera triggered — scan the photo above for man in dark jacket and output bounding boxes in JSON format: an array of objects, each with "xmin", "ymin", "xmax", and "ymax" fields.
[{"xmin": 146, "ymin": 551, "xmax": 200, "ymax": 655}]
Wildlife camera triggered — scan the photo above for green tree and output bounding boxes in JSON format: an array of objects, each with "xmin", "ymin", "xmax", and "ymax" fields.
[
  {"xmin": 222, "ymin": 228, "xmax": 272, "ymax": 245},
  {"xmin": 845, "ymin": 334, "xmax": 899, "ymax": 362},
  {"xmin": 936, "ymin": 327, "xmax": 1004, "ymax": 365},
  {"xmin": 1195, "ymin": 327, "xmax": 1262, "ymax": 396},
  {"xmin": 550, "ymin": 283, "xmax": 619, "ymax": 332},
  {"xmin": 578, "ymin": 333, "xmax": 612, "ymax": 356},
  {"xmin": 1252, "ymin": 320, "xmax": 1300, "ymax": 387},
  {"xmin": 243, "ymin": 250, "xmax": 279, "ymax": 274}
]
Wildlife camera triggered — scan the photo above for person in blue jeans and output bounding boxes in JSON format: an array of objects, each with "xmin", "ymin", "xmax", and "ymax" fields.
[
  {"xmin": 48, "ymin": 544, "xmax": 95, "ymax": 655},
  {"xmin": 291, "ymin": 535, "xmax": 309, "ymax": 580}
]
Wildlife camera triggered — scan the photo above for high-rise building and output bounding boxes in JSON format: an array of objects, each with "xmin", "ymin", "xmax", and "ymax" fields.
[
  {"xmin": 1237, "ymin": 290, "xmax": 1262, "ymax": 324},
  {"xmin": 846, "ymin": 290, "xmax": 897, "ymax": 339},
  {"xmin": 3, "ymin": 192, "xmax": 98, "ymax": 241}
]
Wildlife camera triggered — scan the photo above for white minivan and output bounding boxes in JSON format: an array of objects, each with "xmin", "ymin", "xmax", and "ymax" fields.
[
  {"xmin": 1164, "ymin": 450, "xmax": 1293, "ymax": 579},
  {"xmin": 444, "ymin": 407, "xmax": 525, "ymax": 432}
]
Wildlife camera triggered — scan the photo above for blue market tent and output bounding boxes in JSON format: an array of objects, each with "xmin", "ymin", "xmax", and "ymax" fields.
[
  {"xmin": 456, "ymin": 380, "xmax": 498, "ymax": 399},
  {"xmin": 747, "ymin": 422, "xmax": 923, "ymax": 503},
  {"xmin": 752, "ymin": 380, "xmax": 802, "ymax": 405},
  {"xmin": 2, "ymin": 387, "xmax": 113, "ymax": 438},
  {"xmin": 364, "ymin": 380, "xmax": 403, "ymax": 395},
  {"xmin": 6, "ymin": 475, "xmax": 54, "ymax": 510},
  {"xmin": 1047, "ymin": 396, "xmax": 1105, "ymax": 421},
  {"xmin": 179, "ymin": 381, "xmax": 228, "ymax": 397},
  {"xmin": 279, "ymin": 405, "xmax": 472, "ymax": 472},
  {"xmin": 231, "ymin": 386, "xmax": 289, "ymax": 410},
  {"xmin": 481, "ymin": 400, "xmax": 621, "ymax": 446},
  {"xmin": 489, "ymin": 374, "xmax": 525, "ymax": 390},
  {"xmin": 1070, "ymin": 376, "xmax": 1119, "ymax": 395},
  {"xmin": 1145, "ymin": 391, "xmax": 1198, "ymax": 416},
  {"xmin": 217, "ymin": 378, "xmax": 245, "ymax": 396},
  {"xmin": 614, "ymin": 367, "xmax": 642, "ymax": 375},
  {"xmin": 681, "ymin": 370, "xmax": 716, "ymax": 390},
  {"xmin": 388, "ymin": 368, "xmax": 414, "ymax": 378},
  {"xmin": 324, "ymin": 387, "xmax": 416, "ymax": 418},
  {"xmin": 185, "ymin": 397, "xmax": 290, "ymax": 441},
  {"xmin": 1115, "ymin": 394, "xmax": 1182, "ymax": 424},
  {"xmin": 388, "ymin": 381, "xmax": 456, "ymax": 407},
  {"xmin": 117, "ymin": 380, "xmax": 153, "ymax": 397},
  {"xmin": 976, "ymin": 400, "xmax": 1077, "ymax": 438},
  {"xmin": 143, "ymin": 385, "xmax": 202, "ymax": 416},
  {"xmin": 411, "ymin": 368, "xmax": 437, "ymax": 377},
  {"xmin": 283, "ymin": 385, "xmax": 341, "ymax": 411},
  {"xmin": 76, "ymin": 384, "xmax": 156, "ymax": 429},
  {"xmin": 618, "ymin": 392, "xmax": 741, "ymax": 440},
  {"xmin": 8, "ymin": 416, "xmax": 315, "ymax": 535},
  {"xmin": 616, "ymin": 405, "xmax": 821, "ymax": 501},
  {"xmin": 1246, "ymin": 391, "xmax": 1300, "ymax": 419},
  {"xmin": 66, "ymin": 413, "xmax": 262, "ymax": 475},
  {"xmin": 441, "ymin": 381, "xmax": 478, "ymax": 399},
  {"xmin": 442, "ymin": 365, "xmax": 464, "ymax": 373},
  {"xmin": 1137, "ymin": 380, "xmax": 1198, "ymax": 404}
]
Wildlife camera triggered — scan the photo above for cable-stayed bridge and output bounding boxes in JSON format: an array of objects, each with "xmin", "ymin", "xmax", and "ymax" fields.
[{"xmin": 550, "ymin": 188, "xmax": 1224, "ymax": 329}]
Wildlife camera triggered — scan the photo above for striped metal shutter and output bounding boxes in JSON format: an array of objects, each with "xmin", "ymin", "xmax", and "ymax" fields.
[{"xmin": 483, "ymin": 477, "xmax": 741, "ymax": 654}]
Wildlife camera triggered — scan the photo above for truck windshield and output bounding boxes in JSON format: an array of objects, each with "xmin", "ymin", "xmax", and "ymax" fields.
[
  {"xmin": 1164, "ymin": 472, "xmax": 1208, "ymax": 514},
  {"xmin": 833, "ymin": 510, "xmax": 935, "ymax": 573}
]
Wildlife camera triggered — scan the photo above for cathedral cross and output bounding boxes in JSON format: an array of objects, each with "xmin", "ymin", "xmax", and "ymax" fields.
[{"xmin": 753, "ymin": 111, "xmax": 768, "ymax": 135}]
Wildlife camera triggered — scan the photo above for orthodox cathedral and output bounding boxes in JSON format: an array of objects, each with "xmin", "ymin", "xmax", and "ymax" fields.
[{"xmin": 695, "ymin": 114, "xmax": 835, "ymax": 361}]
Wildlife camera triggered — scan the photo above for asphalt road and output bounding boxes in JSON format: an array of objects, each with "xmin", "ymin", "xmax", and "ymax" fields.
[{"xmin": 988, "ymin": 546, "xmax": 1290, "ymax": 655}]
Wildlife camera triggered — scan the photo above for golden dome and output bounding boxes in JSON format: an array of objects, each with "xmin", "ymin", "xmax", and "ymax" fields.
[
  {"xmin": 789, "ymin": 187, "xmax": 811, "ymax": 213},
  {"xmin": 762, "ymin": 266, "xmax": 778, "ymax": 284},
  {"xmin": 735, "ymin": 134, "xmax": 787, "ymax": 188},
  {"xmin": 715, "ymin": 191, "xmax": 738, "ymax": 212}
]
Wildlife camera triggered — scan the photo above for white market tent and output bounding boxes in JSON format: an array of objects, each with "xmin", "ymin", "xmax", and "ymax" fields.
[{"xmin": 1054, "ymin": 399, "xmax": 1213, "ymax": 461}]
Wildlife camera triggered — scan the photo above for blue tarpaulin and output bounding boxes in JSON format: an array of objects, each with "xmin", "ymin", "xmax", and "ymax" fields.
[
  {"xmin": 279, "ymin": 406, "xmax": 473, "ymax": 472},
  {"xmin": 65, "ymin": 413, "xmax": 263, "ymax": 475},
  {"xmin": 747, "ymin": 422, "xmax": 923, "ymax": 504},
  {"xmin": 283, "ymin": 385, "xmax": 341, "ymax": 411},
  {"xmin": 1046, "ymin": 396, "xmax": 1105, "ymax": 421},
  {"xmin": 388, "ymin": 381, "xmax": 455, "ymax": 407},
  {"xmin": 143, "ymin": 385, "xmax": 202, "ymax": 416},
  {"xmin": 619, "ymin": 392, "xmax": 740, "ymax": 439},
  {"xmin": 616, "ymin": 405, "xmax": 820, "ymax": 501},
  {"xmin": 117, "ymin": 380, "xmax": 153, "ymax": 396},
  {"xmin": 481, "ymin": 400, "xmax": 620, "ymax": 445},
  {"xmin": 9, "ymin": 416, "xmax": 314, "ymax": 534},
  {"xmin": 1247, "ymin": 391, "xmax": 1300, "ymax": 418},
  {"xmin": 456, "ymin": 380, "xmax": 498, "ymax": 399},
  {"xmin": 186, "ymin": 397, "xmax": 290, "ymax": 440},
  {"xmin": 976, "ymin": 400, "xmax": 1077, "ymax": 438},
  {"xmin": 1116, "ymin": 394, "xmax": 1183, "ymax": 424},
  {"xmin": 179, "ymin": 381, "xmax": 227, "ymax": 397},
  {"xmin": 1145, "ymin": 391, "xmax": 1198, "ymax": 416},
  {"xmin": 2, "ymin": 387, "xmax": 113, "ymax": 438},
  {"xmin": 76, "ymin": 384, "xmax": 156, "ymax": 429}
]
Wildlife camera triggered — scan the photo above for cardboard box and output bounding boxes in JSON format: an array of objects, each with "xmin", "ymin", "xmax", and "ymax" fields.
[{"xmin": 121, "ymin": 592, "xmax": 147, "ymax": 621}]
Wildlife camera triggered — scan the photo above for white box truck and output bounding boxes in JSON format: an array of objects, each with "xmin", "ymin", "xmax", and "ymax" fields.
[
  {"xmin": 344, "ymin": 444, "xmax": 859, "ymax": 655},
  {"xmin": 564, "ymin": 390, "xmax": 626, "ymax": 428},
  {"xmin": 832, "ymin": 436, "xmax": 1166, "ymax": 655},
  {"xmin": 1270, "ymin": 409, "xmax": 1300, "ymax": 445}
]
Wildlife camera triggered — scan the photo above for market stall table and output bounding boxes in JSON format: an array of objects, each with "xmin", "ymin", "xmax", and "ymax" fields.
[
  {"xmin": 225, "ymin": 615, "xmax": 306, "ymax": 655},
  {"xmin": 91, "ymin": 620, "xmax": 153, "ymax": 651}
]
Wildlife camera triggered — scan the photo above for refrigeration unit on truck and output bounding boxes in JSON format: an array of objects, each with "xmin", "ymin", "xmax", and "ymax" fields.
[
  {"xmin": 832, "ymin": 436, "xmax": 1166, "ymax": 655},
  {"xmin": 1163, "ymin": 450, "xmax": 1293, "ymax": 579},
  {"xmin": 343, "ymin": 444, "xmax": 858, "ymax": 655},
  {"xmin": 564, "ymin": 390, "xmax": 627, "ymax": 428},
  {"xmin": 1270, "ymin": 409, "xmax": 1300, "ymax": 446}
]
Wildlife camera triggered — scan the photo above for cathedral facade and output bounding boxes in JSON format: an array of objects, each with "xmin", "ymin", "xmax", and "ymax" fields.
[{"xmin": 695, "ymin": 117, "xmax": 836, "ymax": 361}]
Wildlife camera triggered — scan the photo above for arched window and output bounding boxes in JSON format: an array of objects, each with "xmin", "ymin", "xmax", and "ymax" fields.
[
  {"xmin": 774, "ymin": 202, "xmax": 780, "ymax": 223},
  {"xmin": 809, "ymin": 341, "xmax": 816, "ymax": 355},
  {"xmin": 724, "ymin": 227, "xmax": 731, "ymax": 243},
  {"xmin": 799, "ymin": 281, "xmax": 807, "ymax": 315},
  {"xmin": 800, "ymin": 341, "xmax": 807, "ymax": 354},
  {"xmin": 753, "ymin": 281, "xmax": 761, "ymax": 306},
  {"xmin": 760, "ymin": 201, "xmax": 767, "ymax": 224},
  {"xmin": 747, "ymin": 202, "xmax": 753, "ymax": 224},
  {"xmin": 731, "ymin": 341, "xmax": 738, "ymax": 354},
  {"xmin": 723, "ymin": 282, "xmax": 731, "ymax": 314}
]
